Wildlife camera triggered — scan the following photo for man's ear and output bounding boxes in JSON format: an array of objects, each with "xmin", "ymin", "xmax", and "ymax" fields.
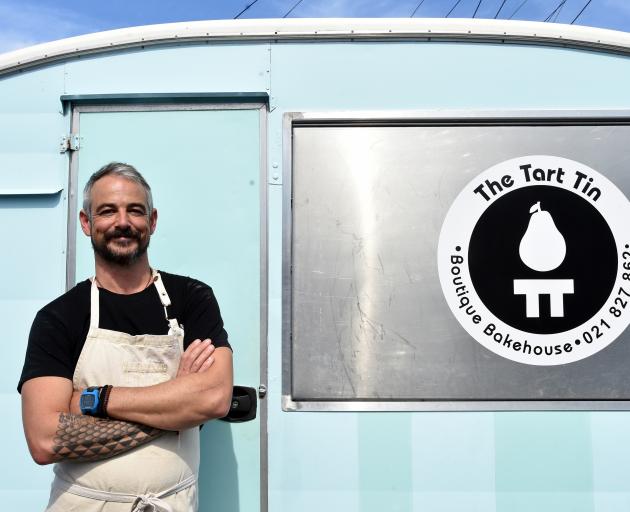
[
  {"xmin": 79, "ymin": 210, "xmax": 91, "ymax": 236},
  {"xmin": 150, "ymin": 208, "xmax": 158, "ymax": 235}
]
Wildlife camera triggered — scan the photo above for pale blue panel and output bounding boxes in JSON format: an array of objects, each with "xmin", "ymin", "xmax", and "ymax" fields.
[
  {"xmin": 496, "ymin": 492, "xmax": 594, "ymax": 512},
  {"xmin": 0, "ymin": 299, "xmax": 54, "ymax": 392},
  {"xmin": 409, "ymin": 413, "xmax": 495, "ymax": 511},
  {"xmin": 0, "ymin": 154, "xmax": 65, "ymax": 191},
  {"xmin": 268, "ymin": 412, "xmax": 359, "ymax": 512},
  {"xmin": 411, "ymin": 413, "xmax": 495, "ymax": 492},
  {"xmin": 278, "ymin": 413, "xmax": 359, "ymax": 491},
  {"xmin": 413, "ymin": 492, "xmax": 496, "ymax": 512},
  {"xmin": 267, "ymin": 408, "xmax": 495, "ymax": 512},
  {"xmin": 0, "ymin": 393, "xmax": 54, "ymax": 510},
  {"xmin": 270, "ymin": 42, "xmax": 630, "ymax": 110},
  {"xmin": 495, "ymin": 412, "xmax": 593, "ymax": 512},
  {"xmin": 593, "ymin": 492, "xmax": 630, "ymax": 511},
  {"xmin": 358, "ymin": 413, "xmax": 412, "ymax": 512},
  {"xmin": 65, "ymin": 44, "xmax": 270, "ymax": 95},
  {"xmin": 0, "ymin": 193, "xmax": 67, "ymax": 300},
  {"xmin": 591, "ymin": 413, "xmax": 630, "ymax": 492},
  {"xmin": 0, "ymin": 114, "xmax": 67, "ymax": 153},
  {"xmin": 0, "ymin": 65, "xmax": 65, "ymax": 113},
  {"xmin": 271, "ymin": 491, "xmax": 359, "ymax": 511},
  {"xmin": 75, "ymin": 107, "xmax": 261, "ymax": 511},
  {"xmin": 0, "ymin": 491, "xmax": 51, "ymax": 511}
]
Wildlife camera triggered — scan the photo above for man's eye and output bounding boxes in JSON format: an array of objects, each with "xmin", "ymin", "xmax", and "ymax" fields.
[
  {"xmin": 129, "ymin": 209, "xmax": 146, "ymax": 216},
  {"xmin": 97, "ymin": 210, "xmax": 115, "ymax": 217}
]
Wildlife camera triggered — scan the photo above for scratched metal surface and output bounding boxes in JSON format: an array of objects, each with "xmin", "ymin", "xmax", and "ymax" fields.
[{"xmin": 290, "ymin": 123, "xmax": 630, "ymax": 400}]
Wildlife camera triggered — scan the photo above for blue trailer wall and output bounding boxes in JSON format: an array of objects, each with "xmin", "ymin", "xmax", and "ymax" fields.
[{"xmin": 2, "ymin": 25, "xmax": 630, "ymax": 511}]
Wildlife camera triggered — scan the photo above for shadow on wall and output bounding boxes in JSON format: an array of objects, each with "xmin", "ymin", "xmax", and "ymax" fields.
[
  {"xmin": 199, "ymin": 420, "xmax": 239, "ymax": 511},
  {"xmin": 0, "ymin": 192, "xmax": 61, "ymax": 209}
]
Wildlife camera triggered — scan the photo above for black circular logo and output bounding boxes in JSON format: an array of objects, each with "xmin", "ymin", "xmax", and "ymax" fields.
[{"xmin": 469, "ymin": 185, "xmax": 617, "ymax": 334}]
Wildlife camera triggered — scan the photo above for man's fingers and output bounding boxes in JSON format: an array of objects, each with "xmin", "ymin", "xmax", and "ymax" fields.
[
  {"xmin": 182, "ymin": 339, "xmax": 204, "ymax": 364},
  {"xmin": 178, "ymin": 338, "xmax": 212, "ymax": 376},
  {"xmin": 199, "ymin": 355, "xmax": 215, "ymax": 372},
  {"xmin": 190, "ymin": 343, "xmax": 215, "ymax": 372}
]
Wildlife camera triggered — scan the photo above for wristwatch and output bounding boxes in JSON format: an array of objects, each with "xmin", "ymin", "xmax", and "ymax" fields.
[{"xmin": 80, "ymin": 386, "xmax": 101, "ymax": 416}]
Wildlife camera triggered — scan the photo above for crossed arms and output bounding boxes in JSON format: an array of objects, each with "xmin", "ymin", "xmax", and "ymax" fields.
[{"xmin": 21, "ymin": 339, "xmax": 232, "ymax": 465}]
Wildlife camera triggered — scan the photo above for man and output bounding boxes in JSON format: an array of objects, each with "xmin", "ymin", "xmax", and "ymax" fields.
[{"xmin": 18, "ymin": 162, "xmax": 233, "ymax": 511}]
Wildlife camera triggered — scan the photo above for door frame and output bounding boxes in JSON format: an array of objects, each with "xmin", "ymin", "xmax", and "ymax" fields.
[{"xmin": 66, "ymin": 101, "xmax": 269, "ymax": 512}]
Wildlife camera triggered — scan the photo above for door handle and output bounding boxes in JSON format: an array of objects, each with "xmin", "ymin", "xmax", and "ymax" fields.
[{"xmin": 220, "ymin": 385, "xmax": 257, "ymax": 423}]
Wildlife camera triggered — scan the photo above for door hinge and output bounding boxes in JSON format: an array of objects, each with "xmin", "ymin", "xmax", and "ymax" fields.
[{"xmin": 60, "ymin": 134, "xmax": 81, "ymax": 153}]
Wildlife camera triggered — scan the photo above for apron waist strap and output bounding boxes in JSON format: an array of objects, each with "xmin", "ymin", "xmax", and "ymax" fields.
[{"xmin": 52, "ymin": 474, "xmax": 196, "ymax": 512}]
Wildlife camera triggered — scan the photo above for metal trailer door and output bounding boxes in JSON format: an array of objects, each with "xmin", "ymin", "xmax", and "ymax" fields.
[{"xmin": 68, "ymin": 103, "xmax": 265, "ymax": 511}]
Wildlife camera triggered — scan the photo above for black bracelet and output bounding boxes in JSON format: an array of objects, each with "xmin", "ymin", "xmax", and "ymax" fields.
[
  {"xmin": 102, "ymin": 385, "xmax": 112, "ymax": 417},
  {"xmin": 97, "ymin": 385, "xmax": 113, "ymax": 418}
]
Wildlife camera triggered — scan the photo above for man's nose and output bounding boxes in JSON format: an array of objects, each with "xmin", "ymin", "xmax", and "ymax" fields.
[{"xmin": 115, "ymin": 209, "xmax": 131, "ymax": 227}]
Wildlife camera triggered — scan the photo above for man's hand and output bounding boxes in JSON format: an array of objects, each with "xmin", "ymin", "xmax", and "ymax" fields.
[{"xmin": 177, "ymin": 338, "xmax": 215, "ymax": 377}]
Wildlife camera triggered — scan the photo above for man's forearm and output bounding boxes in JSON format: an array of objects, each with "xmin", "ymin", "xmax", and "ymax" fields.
[
  {"xmin": 107, "ymin": 348, "xmax": 233, "ymax": 430},
  {"xmin": 108, "ymin": 372, "xmax": 230, "ymax": 430},
  {"xmin": 51, "ymin": 412, "xmax": 165, "ymax": 463}
]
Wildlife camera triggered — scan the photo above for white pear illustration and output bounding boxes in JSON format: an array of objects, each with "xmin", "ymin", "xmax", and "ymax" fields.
[{"xmin": 519, "ymin": 202, "xmax": 566, "ymax": 272}]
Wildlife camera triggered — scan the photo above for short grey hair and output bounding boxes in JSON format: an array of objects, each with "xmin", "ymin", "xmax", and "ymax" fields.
[{"xmin": 83, "ymin": 162, "xmax": 154, "ymax": 220}]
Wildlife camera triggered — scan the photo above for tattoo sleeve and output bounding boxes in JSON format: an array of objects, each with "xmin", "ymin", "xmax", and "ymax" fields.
[{"xmin": 52, "ymin": 413, "xmax": 165, "ymax": 462}]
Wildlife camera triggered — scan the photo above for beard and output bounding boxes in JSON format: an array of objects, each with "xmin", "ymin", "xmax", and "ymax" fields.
[{"xmin": 91, "ymin": 226, "xmax": 150, "ymax": 266}]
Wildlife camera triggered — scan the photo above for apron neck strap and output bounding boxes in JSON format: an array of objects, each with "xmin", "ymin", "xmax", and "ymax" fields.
[
  {"xmin": 90, "ymin": 278, "xmax": 100, "ymax": 329},
  {"xmin": 153, "ymin": 271, "xmax": 172, "ymax": 308},
  {"xmin": 153, "ymin": 271, "xmax": 181, "ymax": 331}
]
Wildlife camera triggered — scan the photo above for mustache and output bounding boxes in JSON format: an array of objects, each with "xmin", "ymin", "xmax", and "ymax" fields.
[{"xmin": 105, "ymin": 227, "xmax": 141, "ymax": 241}]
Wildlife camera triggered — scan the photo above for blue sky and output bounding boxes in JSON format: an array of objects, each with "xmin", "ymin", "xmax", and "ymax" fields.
[{"xmin": 0, "ymin": 0, "xmax": 628, "ymax": 54}]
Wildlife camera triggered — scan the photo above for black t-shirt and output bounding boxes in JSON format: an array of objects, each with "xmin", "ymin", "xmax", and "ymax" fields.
[{"xmin": 18, "ymin": 271, "xmax": 229, "ymax": 392}]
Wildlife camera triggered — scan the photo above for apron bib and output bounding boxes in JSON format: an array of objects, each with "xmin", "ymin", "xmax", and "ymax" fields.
[{"xmin": 47, "ymin": 271, "xmax": 199, "ymax": 512}]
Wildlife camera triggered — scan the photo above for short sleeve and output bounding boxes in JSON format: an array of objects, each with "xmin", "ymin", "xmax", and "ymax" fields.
[
  {"xmin": 182, "ymin": 278, "xmax": 231, "ymax": 351},
  {"xmin": 17, "ymin": 309, "xmax": 76, "ymax": 393}
]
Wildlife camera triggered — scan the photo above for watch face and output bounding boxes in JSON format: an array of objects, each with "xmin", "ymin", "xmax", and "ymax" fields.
[{"xmin": 81, "ymin": 394, "xmax": 96, "ymax": 409}]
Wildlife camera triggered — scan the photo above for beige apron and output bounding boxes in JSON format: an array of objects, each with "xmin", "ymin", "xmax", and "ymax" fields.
[{"xmin": 46, "ymin": 271, "xmax": 199, "ymax": 512}]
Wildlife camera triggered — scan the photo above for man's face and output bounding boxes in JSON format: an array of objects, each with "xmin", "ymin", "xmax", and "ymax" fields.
[{"xmin": 80, "ymin": 175, "xmax": 157, "ymax": 266}]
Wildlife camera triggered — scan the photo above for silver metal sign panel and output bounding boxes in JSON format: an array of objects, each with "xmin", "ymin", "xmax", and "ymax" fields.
[{"xmin": 289, "ymin": 119, "xmax": 630, "ymax": 404}]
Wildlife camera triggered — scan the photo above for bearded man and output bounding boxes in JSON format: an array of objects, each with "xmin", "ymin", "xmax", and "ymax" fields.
[{"xmin": 18, "ymin": 162, "xmax": 233, "ymax": 511}]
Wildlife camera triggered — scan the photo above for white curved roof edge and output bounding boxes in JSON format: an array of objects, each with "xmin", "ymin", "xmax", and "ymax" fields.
[{"xmin": 1, "ymin": 17, "xmax": 629, "ymax": 75}]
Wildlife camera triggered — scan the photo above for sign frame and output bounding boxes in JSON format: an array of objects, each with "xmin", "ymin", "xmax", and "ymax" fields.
[{"xmin": 283, "ymin": 109, "xmax": 630, "ymax": 412}]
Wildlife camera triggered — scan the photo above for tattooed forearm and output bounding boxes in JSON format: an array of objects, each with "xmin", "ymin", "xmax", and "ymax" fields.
[{"xmin": 52, "ymin": 413, "xmax": 165, "ymax": 462}]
